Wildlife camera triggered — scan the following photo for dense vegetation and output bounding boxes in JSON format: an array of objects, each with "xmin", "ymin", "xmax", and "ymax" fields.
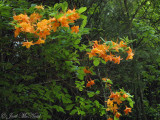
[{"xmin": 0, "ymin": 0, "xmax": 159, "ymax": 120}]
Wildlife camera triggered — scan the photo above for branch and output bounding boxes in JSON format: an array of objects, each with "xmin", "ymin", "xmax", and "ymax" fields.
[{"xmin": 124, "ymin": 0, "xmax": 130, "ymax": 19}]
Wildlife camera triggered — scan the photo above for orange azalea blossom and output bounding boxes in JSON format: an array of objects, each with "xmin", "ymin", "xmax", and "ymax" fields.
[
  {"xmin": 51, "ymin": 21, "xmax": 60, "ymax": 32},
  {"xmin": 126, "ymin": 47, "xmax": 134, "ymax": 60},
  {"xmin": 107, "ymin": 117, "xmax": 113, "ymax": 120},
  {"xmin": 13, "ymin": 13, "xmax": 30, "ymax": 23},
  {"xmin": 71, "ymin": 26, "xmax": 79, "ymax": 33},
  {"xmin": 37, "ymin": 19, "xmax": 51, "ymax": 31},
  {"xmin": 87, "ymin": 51, "xmax": 96, "ymax": 58},
  {"xmin": 86, "ymin": 79, "xmax": 95, "ymax": 87},
  {"xmin": 19, "ymin": 22, "xmax": 35, "ymax": 33},
  {"xmin": 119, "ymin": 41, "xmax": 127, "ymax": 48},
  {"xmin": 34, "ymin": 38, "xmax": 45, "ymax": 44},
  {"xmin": 104, "ymin": 55, "xmax": 113, "ymax": 62},
  {"xmin": 22, "ymin": 41, "xmax": 34, "ymax": 48},
  {"xmin": 38, "ymin": 29, "xmax": 50, "ymax": 39},
  {"xmin": 109, "ymin": 92, "xmax": 116, "ymax": 98},
  {"xmin": 112, "ymin": 56, "xmax": 122, "ymax": 64},
  {"xmin": 123, "ymin": 94, "xmax": 129, "ymax": 98},
  {"xmin": 14, "ymin": 27, "xmax": 21, "ymax": 37},
  {"xmin": 124, "ymin": 106, "xmax": 132, "ymax": 115},
  {"xmin": 113, "ymin": 96, "xmax": 122, "ymax": 105},
  {"xmin": 93, "ymin": 40, "xmax": 99, "ymax": 48},
  {"xmin": 111, "ymin": 41, "xmax": 119, "ymax": 52},
  {"xmin": 58, "ymin": 16, "xmax": 69, "ymax": 27},
  {"xmin": 112, "ymin": 104, "xmax": 118, "ymax": 114},
  {"xmin": 35, "ymin": 5, "xmax": 44, "ymax": 10},
  {"xmin": 109, "ymin": 92, "xmax": 123, "ymax": 105},
  {"xmin": 106, "ymin": 99, "xmax": 113, "ymax": 107},
  {"xmin": 115, "ymin": 112, "xmax": 121, "ymax": 118},
  {"xmin": 83, "ymin": 67, "xmax": 92, "ymax": 74},
  {"xmin": 67, "ymin": 9, "xmax": 80, "ymax": 22},
  {"xmin": 30, "ymin": 12, "xmax": 42, "ymax": 23},
  {"xmin": 88, "ymin": 41, "xmax": 109, "ymax": 59},
  {"xmin": 102, "ymin": 78, "xmax": 107, "ymax": 81}
]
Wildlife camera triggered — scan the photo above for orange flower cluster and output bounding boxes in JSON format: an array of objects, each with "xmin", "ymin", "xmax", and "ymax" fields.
[
  {"xmin": 87, "ymin": 40, "xmax": 134, "ymax": 64},
  {"xmin": 86, "ymin": 79, "xmax": 95, "ymax": 87},
  {"xmin": 83, "ymin": 67, "xmax": 95, "ymax": 87},
  {"xmin": 83, "ymin": 67, "xmax": 92, "ymax": 74},
  {"xmin": 13, "ymin": 5, "xmax": 80, "ymax": 48},
  {"xmin": 106, "ymin": 92, "xmax": 132, "ymax": 120}
]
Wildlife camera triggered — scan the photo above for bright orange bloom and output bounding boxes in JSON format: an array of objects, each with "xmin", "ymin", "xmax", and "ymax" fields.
[
  {"xmin": 51, "ymin": 21, "xmax": 60, "ymax": 32},
  {"xmin": 113, "ymin": 97, "xmax": 122, "ymax": 105},
  {"xmin": 119, "ymin": 41, "xmax": 127, "ymax": 47},
  {"xmin": 107, "ymin": 99, "xmax": 113, "ymax": 106},
  {"xmin": 109, "ymin": 92, "xmax": 116, "ymax": 98},
  {"xmin": 102, "ymin": 78, "xmax": 107, "ymax": 81},
  {"xmin": 123, "ymin": 94, "xmax": 129, "ymax": 98},
  {"xmin": 14, "ymin": 27, "xmax": 21, "ymax": 37},
  {"xmin": 38, "ymin": 29, "xmax": 50, "ymax": 39},
  {"xmin": 19, "ymin": 22, "xmax": 35, "ymax": 33},
  {"xmin": 35, "ymin": 5, "xmax": 44, "ymax": 10},
  {"xmin": 22, "ymin": 41, "xmax": 34, "ymax": 48},
  {"xmin": 126, "ymin": 47, "xmax": 134, "ymax": 60},
  {"xmin": 13, "ymin": 14, "xmax": 30, "ymax": 23},
  {"xmin": 115, "ymin": 112, "xmax": 121, "ymax": 118},
  {"xmin": 37, "ymin": 19, "xmax": 51, "ymax": 31},
  {"xmin": 111, "ymin": 41, "xmax": 119, "ymax": 52},
  {"xmin": 86, "ymin": 80, "xmax": 95, "ymax": 87},
  {"xmin": 58, "ymin": 16, "xmax": 69, "ymax": 27},
  {"xmin": 112, "ymin": 56, "xmax": 122, "ymax": 64},
  {"xmin": 83, "ymin": 67, "xmax": 92, "ymax": 74},
  {"xmin": 67, "ymin": 9, "xmax": 80, "ymax": 22},
  {"xmin": 107, "ymin": 117, "xmax": 113, "ymax": 120},
  {"xmin": 34, "ymin": 38, "xmax": 45, "ymax": 44},
  {"xmin": 30, "ymin": 12, "xmax": 42, "ymax": 23},
  {"xmin": 71, "ymin": 26, "xmax": 79, "ymax": 33},
  {"xmin": 124, "ymin": 106, "xmax": 132, "ymax": 115},
  {"xmin": 93, "ymin": 40, "xmax": 99, "ymax": 48},
  {"xmin": 104, "ymin": 55, "xmax": 113, "ymax": 62},
  {"xmin": 87, "ymin": 52, "xmax": 96, "ymax": 58},
  {"xmin": 112, "ymin": 104, "xmax": 118, "ymax": 114}
]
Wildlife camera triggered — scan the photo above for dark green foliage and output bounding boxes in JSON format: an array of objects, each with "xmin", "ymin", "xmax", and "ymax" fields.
[{"xmin": 0, "ymin": 0, "xmax": 160, "ymax": 120}]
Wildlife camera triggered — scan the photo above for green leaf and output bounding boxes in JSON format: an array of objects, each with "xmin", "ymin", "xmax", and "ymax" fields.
[
  {"xmin": 70, "ymin": 109, "xmax": 77, "ymax": 115},
  {"xmin": 126, "ymin": 98, "xmax": 134, "ymax": 108},
  {"xmin": 129, "ymin": 101, "xmax": 134, "ymax": 108},
  {"xmin": 80, "ymin": 15, "xmax": 87, "ymax": 28},
  {"xmin": 78, "ymin": 7, "xmax": 87, "ymax": 13},
  {"xmin": 93, "ymin": 59, "xmax": 100, "ymax": 66},
  {"xmin": 96, "ymin": 90, "xmax": 100, "ymax": 94},
  {"xmin": 94, "ymin": 100, "xmax": 100, "ymax": 108},
  {"xmin": 106, "ymin": 79, "xmax": 113, "ymax": 84},
  {"xmin": 101, "ymin": 59, "xmax": 106, "ymax": 64},
  {"xmin": 62, "ymin": 2, "xmax": 68, "ymax": 12},
  {"xmin": 53, "ymin": 3, "xmax": 62, "ymax": 11},
  {"xmin": 53, "ymin": 105, "xmax": 65, "ymax": 113},
  {"xmin": 87, "ymin": 91, "xmax": 95, "ymax": 97},
  {"xmin": 66, "ymin": 104, "xmax": 75, "ymax": 110},
  {"xmin": 78, "ymin": 110, "xmax": 85, "ymax": 116}
]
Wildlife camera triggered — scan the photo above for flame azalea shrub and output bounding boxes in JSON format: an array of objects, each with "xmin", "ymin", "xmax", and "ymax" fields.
[
  {"xmin": 84, "ymin": 39, "xmax": 135, "ymax": 120},
  {"xmin": 10, "ymin": 2, "xmax": 135, "ymax": 119},
  {"xmin": 9, "ymin": 2, "xmax": 100, "ymax": 120}
]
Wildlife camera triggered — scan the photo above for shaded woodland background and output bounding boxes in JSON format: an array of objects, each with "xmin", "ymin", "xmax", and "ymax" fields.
[{"xmin": 0, "ymin": 0, "xmax": 160, "ymax": 120}]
